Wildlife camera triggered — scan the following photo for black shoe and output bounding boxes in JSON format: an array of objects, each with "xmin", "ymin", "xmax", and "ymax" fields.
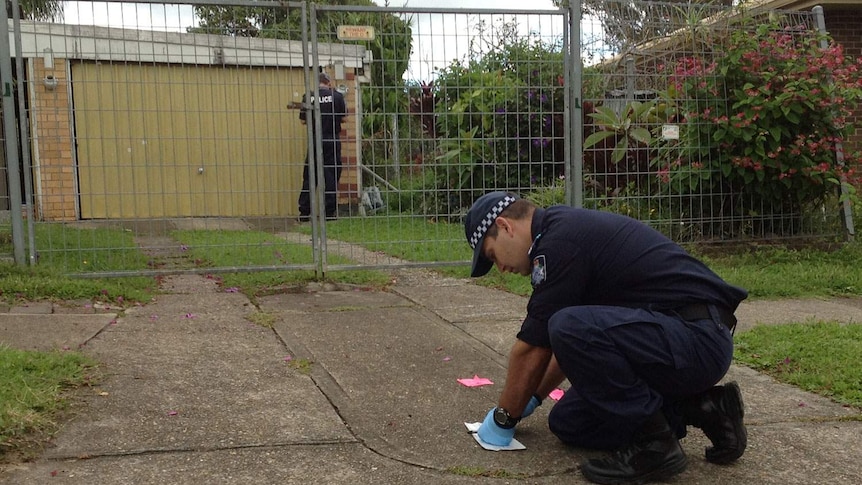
[
  {"xmin": 678, "ymin": 381, "xmax": 747, "ymax": 464},
  {"xmin": 580, "ymin": 413, "xmax": 687, "ymax": 484}
]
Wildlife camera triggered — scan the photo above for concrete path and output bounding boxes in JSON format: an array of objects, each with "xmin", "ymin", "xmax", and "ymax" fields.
[{"xmin": 1, "ymin": 271, "xmax": 861, "ymax": 484}]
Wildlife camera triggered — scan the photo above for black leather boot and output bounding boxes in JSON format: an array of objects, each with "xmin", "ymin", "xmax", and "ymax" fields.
[
  {"xmin": 580, "ymin": 411, "xmax": 687, "ymax": 484},
  {"xmin": 677, "ymin": 381, "xmax": 747, "ymax": 464}
]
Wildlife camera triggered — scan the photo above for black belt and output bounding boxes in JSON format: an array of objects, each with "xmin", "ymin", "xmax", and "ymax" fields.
[{"xmin": 670, "ymin": 303, "xmax": 737, "ymax": 333}]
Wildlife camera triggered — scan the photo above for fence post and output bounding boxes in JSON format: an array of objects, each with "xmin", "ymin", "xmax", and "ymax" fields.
[
  {"xmin": 625, "ymin": 55, "xmax": 635, "ymax": 102},
  {"xmin": 11, "ymin": 0, "xmax": 36, "ymax": 265},
  {"xmin": 392, "ymin": 113, "xmax": 400, "ymax": 173},
  {"xmin": 568, "ymin": 1, "xmax": 583, "ymax": 208},
  {"xmin": 0, "ymin": 3, "xmax": 25, "ymax": 264},
  {"xmin": 813, "ymin": 6, "xmax": 855, "ymax": 239}
]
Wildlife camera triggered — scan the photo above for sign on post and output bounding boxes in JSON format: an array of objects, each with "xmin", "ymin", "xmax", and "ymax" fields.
[{"xmin": 337, "ymin": 25, "xmax": 375, "ymax": 41}]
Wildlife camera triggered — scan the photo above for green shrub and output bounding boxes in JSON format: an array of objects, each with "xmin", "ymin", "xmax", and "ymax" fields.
[
  {"xmin": 656, "ymin": 21, "xmax": 862, "ymax": 234},
  {"xmin": 429, "ymin": 19, "xmax": 567, "ymax": 210}
]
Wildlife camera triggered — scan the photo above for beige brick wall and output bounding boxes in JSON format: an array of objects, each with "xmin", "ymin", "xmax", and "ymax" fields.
[{"xmin": 31, "ymin": 57, "xmax": 76, "ymax": 221}]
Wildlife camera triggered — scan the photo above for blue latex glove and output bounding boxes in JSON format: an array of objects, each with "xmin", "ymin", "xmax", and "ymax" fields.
[
  {"xmin": 521, "ymin": 395, "xmax": 542, "ymax": 419},
  {"xmin": 477, "ymin": 408, "xmax": 516, "ymax": 446}
]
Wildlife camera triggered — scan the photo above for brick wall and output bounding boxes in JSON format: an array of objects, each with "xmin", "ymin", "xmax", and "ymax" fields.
[
  {"xmin": 337, "ymin": 70, "xmax": 360, "ymax": 208},
  {"xmin": 824, "ymin": 8, "xmax": 862, "ymax": 162},
  {"xmin": 31, "ymin": 57, "xmax": 76, "ymax": 221}
]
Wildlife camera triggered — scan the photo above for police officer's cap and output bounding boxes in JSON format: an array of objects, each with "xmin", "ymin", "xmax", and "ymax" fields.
[{"xmin": 464, "ymin": 191, "xmax": 519, "ymax": 277}]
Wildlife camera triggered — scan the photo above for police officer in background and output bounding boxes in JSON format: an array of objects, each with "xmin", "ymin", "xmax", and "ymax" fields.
[
  {"xmin": 298, "ymin": 71, "xmax": 347, "ymax": 221},
  {"xmin": 464, "ymin": 191, "xmax": 748, "ymax": 484}
]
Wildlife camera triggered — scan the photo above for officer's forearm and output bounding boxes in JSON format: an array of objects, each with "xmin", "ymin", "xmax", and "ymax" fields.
[
  {"xmin": 498, "ymin": 339, "xmax": 552, "ymax": 418},
  {"xmin": 535, "ymin": 355, "xmax": 566, "ymax": 399}
]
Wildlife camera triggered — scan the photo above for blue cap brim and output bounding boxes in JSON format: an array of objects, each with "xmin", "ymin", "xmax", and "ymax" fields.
[{"xmin": 470, "ymin": 242, "xmax": 493, "ymax": 277}]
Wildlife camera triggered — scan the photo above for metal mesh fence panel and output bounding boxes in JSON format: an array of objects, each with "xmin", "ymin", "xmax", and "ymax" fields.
[
  {"xmin": 14, "ymin": 1, "xmax": 322, "ymax": 275},
  {"xmin": 9, "ymin": 1, "xmax": 571, "ymax": 276},
  {"xmin": 312, "ymin": 5, "xmax": 569, "ymax": 272},
  {"xmin": 580, "ymin": 1, "xmax": 854, "ymax": 243}
]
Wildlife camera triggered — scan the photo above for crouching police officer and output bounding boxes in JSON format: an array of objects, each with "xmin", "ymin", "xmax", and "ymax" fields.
[{"xmin": 464, "ymin": 191, "xmax": 748, "ymax": 484}]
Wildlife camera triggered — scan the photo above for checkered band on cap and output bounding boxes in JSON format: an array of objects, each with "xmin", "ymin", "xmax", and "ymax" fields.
[{"xmin": 468, "ymin": 195, "xmax": 517, "ymax": 249}]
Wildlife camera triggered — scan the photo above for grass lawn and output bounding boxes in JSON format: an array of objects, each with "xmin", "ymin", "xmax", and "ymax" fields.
[
  {"xmin": 319, "ymin": 217, "xmax": 862, "ymax": 301},
  {"xmin": 734, "ymin": 322, "xmax": 862, "ymax": 408},
  {"xmin": 170, "ymin": 229, "xmax": 393, "ymax": 298},
  {"xmin": 0, "ymin": 223, "xmax": 156, "ymax": 305},
  {"xmin": 0, "ymin": 346, "xmax": 98, "ymax": 461},
  {"xmin": 696, "ymin": 245, "xmax": 862, "ymax": 409},
  {"xmin": 700, "ymin": 243, "xmax": 862, "ymax": 299}
]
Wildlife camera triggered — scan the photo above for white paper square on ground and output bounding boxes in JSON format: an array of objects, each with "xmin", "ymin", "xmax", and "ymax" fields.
[{"xmin": 464, "ymin": 422, "xmax": 527, "ymax": 451}]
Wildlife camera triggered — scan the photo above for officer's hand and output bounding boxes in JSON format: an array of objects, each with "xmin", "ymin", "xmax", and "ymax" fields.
[
  {"xmin": 477, "ymin": 408, "xmax": 515, "ymax": 446},
  {"xmin": 521, "ymin": 394, "xmax": 542, "ymax": 419}
]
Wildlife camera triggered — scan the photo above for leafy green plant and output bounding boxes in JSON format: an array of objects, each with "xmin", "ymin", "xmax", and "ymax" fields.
[
  {"xmin": 657, "ymin": 22, "xmax": 862, "ymax": 231},
  {"xmin": 525, "ymin": 175, "xmax": 567, "ymax": 208},
  {"xmin": 583, "ymin": 101, "xmax": 655, "ymax": 165},
  {"xmin": 432, "ymin": 69, "xmax": 532, "ymax": 208},
  {"xmin": 384, "ymin": 170, "xmax": 440, "ymax": 215},
  {"xmin": 428, "ymin": 18, "xmax": 567, "ymax": 211}
]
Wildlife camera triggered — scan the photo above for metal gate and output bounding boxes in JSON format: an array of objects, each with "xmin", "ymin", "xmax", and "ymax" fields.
[
  {"xmin": 1, "ymin": 1, "xmax": 855, "ymax": 277},
  {"xmin": 3, "ymin": 1, "xmax": 572, "ymax": 276},
  {"xmin": 304, "ymin": 3, "xmax": 573, "ymax": 275}
]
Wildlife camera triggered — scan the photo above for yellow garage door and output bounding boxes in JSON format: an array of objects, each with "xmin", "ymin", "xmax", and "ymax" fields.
[{"xmin": 72, "ymin": 62, "xmax": 308, "ymax": 218}]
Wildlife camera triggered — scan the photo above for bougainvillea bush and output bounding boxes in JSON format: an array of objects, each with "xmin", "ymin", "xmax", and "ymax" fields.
[{"xmin": 656, "ymin": 21, "xmax": 862, "ymax": 235}]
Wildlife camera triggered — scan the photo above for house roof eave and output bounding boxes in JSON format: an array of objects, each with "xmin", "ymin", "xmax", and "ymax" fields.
[{"xmin": 12, "ymin": 20, "xmax": 367, "ymax": 69}]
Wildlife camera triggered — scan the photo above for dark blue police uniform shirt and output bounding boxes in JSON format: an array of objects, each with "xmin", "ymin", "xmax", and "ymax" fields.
[
  {"xmin": 299, "ymin": 87, "xmax": 346, "ymax": 140},
  {"xmin": 518, "ymin": 206, "xmax": 749, "ymax": 348}
]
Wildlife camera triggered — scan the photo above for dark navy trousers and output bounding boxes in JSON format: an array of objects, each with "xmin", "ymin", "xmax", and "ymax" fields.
[
  {"xmin": 546, "ymin": 305, "xmax": 733, "ymax": 450},
  {"xmin": 298, "ymin": 140, "xmax": 342, "ymax": 217}
]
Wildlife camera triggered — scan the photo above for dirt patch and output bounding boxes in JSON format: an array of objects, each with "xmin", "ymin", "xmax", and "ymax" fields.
[{"xmin": 135, "ymin": 235, "xmax": 198, "ymax": 271}]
